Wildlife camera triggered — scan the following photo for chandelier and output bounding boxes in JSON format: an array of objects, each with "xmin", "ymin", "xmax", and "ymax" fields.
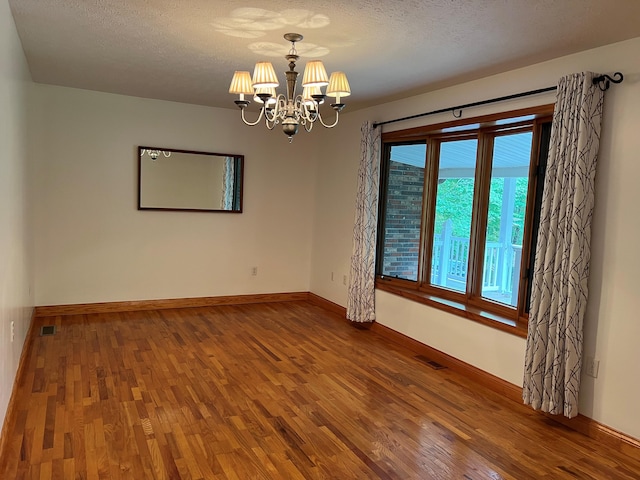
[
  {"xmin": 140, "ymin": 149, "xmax": 171, "ymax": 160},
  {"xmin": 228, "ymin": 33, "xmax": 350, "ymax": 142}
]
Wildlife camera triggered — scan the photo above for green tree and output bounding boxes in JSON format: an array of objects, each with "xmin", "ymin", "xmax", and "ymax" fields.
[
  {"xmin": 434, "ymin": 178, "xmax": 475, "ymax": 237},
  {"xmin": 434, "ymin": 177, "xmax": 528, "ymax": 244}
]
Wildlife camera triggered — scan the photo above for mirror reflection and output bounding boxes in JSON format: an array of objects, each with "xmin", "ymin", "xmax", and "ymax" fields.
[{"xmin": 138, "ymin": 147, "xmax": 243, "ymax": 212}]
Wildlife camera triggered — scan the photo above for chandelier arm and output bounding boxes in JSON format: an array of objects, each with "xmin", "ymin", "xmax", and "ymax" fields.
[
  {"xmin": 316, "ymin": 110, "xmax": 340, "ymax": 128},
  {"xmin": 299, "ymin": 96, "xmax": 323, "ymax": 125},
  {"xmin": 240, "ymin": 107, "xmax": 266, "ymax": 126},
  {"xmin": 264, "ymin": 109, "xmax": 277, "ymax": 124},
  {"xmin": 265, "ymin": 111, "xmax": 280, "ymax": 130},
  {"xmin": 307, "ymin": 109, "xmax": 319, "ymax": 123},
  {"xmin": 264, "ymin": 95, "xmax": 286, "ymax": 124},
  {"xmin": 298, "ymin": 98, "xmax": 314, "ymax": 123},
  {"xmin": 295, "ymin": 100, "xmax": 306, "ymax": 121}
]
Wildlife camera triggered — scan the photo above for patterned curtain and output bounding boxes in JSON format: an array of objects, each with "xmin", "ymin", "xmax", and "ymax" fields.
[
  {"xmin": 221, "ymin": 157, "xmax": 234, "ymax": 210},
  {"xmin": 347, "ymin": 121, "xmax": 381, "ymax": 323},
  {"xmin": 523, "ymin": 72, "xmax": 604, "ymax": 418}
]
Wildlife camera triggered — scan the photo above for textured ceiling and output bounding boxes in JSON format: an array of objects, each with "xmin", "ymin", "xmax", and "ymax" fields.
[{"xmin": 8, "ymin": 0, "xmax": 640, "ymax": 111}]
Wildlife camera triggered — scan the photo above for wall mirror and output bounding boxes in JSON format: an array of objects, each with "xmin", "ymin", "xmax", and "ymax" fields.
[{"xmin": 138, "ymin": 146, "xmax": 243, "ymax": 212}]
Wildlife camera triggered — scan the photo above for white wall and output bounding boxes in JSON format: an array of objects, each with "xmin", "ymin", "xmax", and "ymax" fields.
[
  {"xmin": 311, "ymin": 37, "xmax": 640, "ymax": 439},
  {"xmin": 0, "ymin": 1, "xmax": 33, "ymax": 433},
  {"xmin": 31, "ymin": 85, "xmax": 317, "ymax": 305}
]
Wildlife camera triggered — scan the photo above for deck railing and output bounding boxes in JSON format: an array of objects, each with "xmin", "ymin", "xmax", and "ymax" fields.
[{"xmin": 431, "ymin": 219, "xmax": 523, "ymax": 305}]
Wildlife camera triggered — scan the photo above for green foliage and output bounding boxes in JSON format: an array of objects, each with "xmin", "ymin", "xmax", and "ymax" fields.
[
  {"xmin": 434, "ymin": 178, "xmax": 474, "ymax": 237},
  {"xmin": 511, "ymin": 177, "xmax": 529, "ymax": 244},
  {"xmin": 434, "ymin": 177, "xmax": 529, "ymax": 244}
]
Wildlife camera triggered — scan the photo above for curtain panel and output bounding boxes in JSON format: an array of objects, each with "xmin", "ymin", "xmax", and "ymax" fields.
[
  {"xmin": 347, "ymin": 121, "xmax": 381, "ymax": 323},
  {"xmin": 222, "ymin": 156, "xmax": 234, "ymax": 210},
  {"xmin": 523, "ymin": 72, "xmax": 605, "ymax": 418}
]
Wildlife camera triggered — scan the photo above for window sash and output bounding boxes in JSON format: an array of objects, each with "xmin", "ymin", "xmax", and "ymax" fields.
[{"xmin": 377, "ymin": 142, "xmax": 426, "ymax": 281}]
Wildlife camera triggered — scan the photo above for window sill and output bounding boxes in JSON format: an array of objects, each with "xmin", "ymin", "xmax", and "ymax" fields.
[{"xmin": 375, "ymin": 281, "xmax": 528, "ymax": 338}]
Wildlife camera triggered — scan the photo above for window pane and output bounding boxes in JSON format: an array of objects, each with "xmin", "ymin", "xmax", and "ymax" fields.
[
  {"xmin": 481, "ymin": 132, "xmax": 533, "ymax": 307},
  {"xmin": 379, "ymin": 144, "xmax": 426, "ymax": 281},
  {"xmin": 430, "ymin": 139, "xmax": 478, "ymax": 292}
]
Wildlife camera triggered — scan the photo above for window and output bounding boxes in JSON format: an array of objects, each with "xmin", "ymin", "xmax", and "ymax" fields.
[
  {"xmin": 376, "ymin": 106, "xmax": 553, "ymax": 330},
  {"xmin": 378, "ymin": 143, "xmax": 426, "ymax": 281}
]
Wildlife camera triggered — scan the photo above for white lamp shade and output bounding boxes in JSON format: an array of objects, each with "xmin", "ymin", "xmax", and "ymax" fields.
[
  {"xmin": 229, "ymin": 71, "xmax": 254, "ymax": 94},
  {"xmin": 302, "ymin": 60, "xmax": 329, "ymax": 87},
  {"xmin": 302, "ymin": 86, "xmax": 324, "ymax": 105},
  {"xmin": 254, "ymin": 87, "xmax": 277, "ymax": 105},
  {"xmin": 252, "ymin": 62, "xmax": 279, "ymax": 88},
  {"xmin": 326, "ymin": 72, "xmax": 351, "ymax": 98}
]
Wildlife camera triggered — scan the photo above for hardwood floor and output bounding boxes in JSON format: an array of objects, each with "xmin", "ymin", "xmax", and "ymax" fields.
[{"xmin": 1, "ymin": 301, "xmax": 639, "ymax": 479}]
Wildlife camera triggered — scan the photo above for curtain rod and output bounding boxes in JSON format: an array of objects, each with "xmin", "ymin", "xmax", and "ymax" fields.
[{"xmin": 373, "ymin": 72, "xmax": 623, "ymax": 129}]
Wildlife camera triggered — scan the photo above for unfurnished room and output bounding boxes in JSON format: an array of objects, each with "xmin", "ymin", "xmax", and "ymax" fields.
[{"xmin": 1, "ymin": 1, "xmax": 640, "ymax": 478}]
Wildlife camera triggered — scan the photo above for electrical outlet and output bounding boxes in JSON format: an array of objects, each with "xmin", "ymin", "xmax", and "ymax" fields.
[
  {"xmin": 585, "ymin": 356, "xmax": 600, "ymax": 378},
  {"xmin": 10, "ymin": 321, "xmax": 15, "ymax": 343},
  {"xmin": 343, "ymin": 274, "xmax": 348, "ymax": 286},
  {"xmin": 251, "ymin": 266, "xmax": 258, "ymax": 276},
  {"xmin": 331, "ymin": 272, "xmax": 334, "ymax": 281}
]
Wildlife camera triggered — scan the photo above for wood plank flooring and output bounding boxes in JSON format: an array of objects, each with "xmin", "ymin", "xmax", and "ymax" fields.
[{"xmin": 1, "ymin": 301, "xmax": 639, "ymax": 479}]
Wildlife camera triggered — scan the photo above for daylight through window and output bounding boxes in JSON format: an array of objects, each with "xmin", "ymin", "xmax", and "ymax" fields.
[{"xmin": 376, "ymin": 106, "xmax": 553, "ymax": 327}]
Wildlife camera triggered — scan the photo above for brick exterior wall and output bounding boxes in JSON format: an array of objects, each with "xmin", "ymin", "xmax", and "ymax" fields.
[{"xmin": 381, "ymin": 161, "xmax": 424, "ymax": 280}]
